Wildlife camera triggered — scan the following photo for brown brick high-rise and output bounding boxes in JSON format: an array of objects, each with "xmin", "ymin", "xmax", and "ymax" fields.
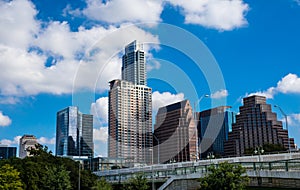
[{"xmin": 224, "ymin": 95, "xmax": 294, "ymax": 157}]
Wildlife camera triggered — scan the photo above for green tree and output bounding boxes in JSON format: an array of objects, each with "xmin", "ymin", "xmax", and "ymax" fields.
[
  {"xmin": 42, "ymin": 165, "xmax": 72, "ymax": 190},
  {"xmin": 124, "ymin": 173, "xmax": 149, "ymax": 190},
  {"xmin": 0, "ymin": 164, "xmax": 23, "ymax": 190},
  {"xmin": 92, "ymin": 177, "xmax": 113, "ymax": 190},
  {"xmin": 199, "ymin": 162, "xmax": 249, "ymax": 190}
]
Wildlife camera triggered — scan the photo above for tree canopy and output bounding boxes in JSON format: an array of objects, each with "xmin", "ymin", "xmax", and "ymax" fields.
[
  {"xmin": 0, "ymin": 144, "xmax": 99, "ymax": 190},
  {"xmin": 124, "ymin": 173, "xmax": 149, "ymax": 190},
  {"xmin": 199, "ymin": 162, "xmax": 249, "ymax": 190},
  {"xmin": 0, "ymin": 164, "xmax": 23, "ymax": 190}
]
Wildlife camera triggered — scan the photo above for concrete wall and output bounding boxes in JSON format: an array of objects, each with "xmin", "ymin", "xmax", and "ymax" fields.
[{"xmin": 162, "ymin": 177, "xmax": 300, "ymax": 190}]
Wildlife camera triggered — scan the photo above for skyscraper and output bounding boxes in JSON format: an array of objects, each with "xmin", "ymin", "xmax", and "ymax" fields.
[
  {"xmin": 108, "ymin": 41, "xmax": 152, "ymax": 164},
  {"xmin": 197, "ymin": 106, "xmax": 235, "ymax": 158},
  {"xmin": 122, "ymin": 40, "xmax": 146, "ymax": 85},
  {"xmin": 224, "ymin": 95, "xmax": 295, "ymax": 157},
  {"xmin": 153, "ymin": 100, "xmax": 197, "ymax": 164},
  {"xmin": 19, "ymin": 135, "xmax": 38, "ymax": 158},
  {"xmin": 56, "ymin": 106, "xmax": 93, "ymax": 158}
]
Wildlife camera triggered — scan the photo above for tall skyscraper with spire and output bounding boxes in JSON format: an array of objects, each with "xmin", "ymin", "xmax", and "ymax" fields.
[{"xmin": 108, "ymin": 41, "xmax": 152, "ymax": 164}]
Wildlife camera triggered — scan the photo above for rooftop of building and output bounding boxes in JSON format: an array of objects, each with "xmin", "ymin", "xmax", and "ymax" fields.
[{"xmin": 157, "ymin": 99, "xmax": 188, "ymax": 115}]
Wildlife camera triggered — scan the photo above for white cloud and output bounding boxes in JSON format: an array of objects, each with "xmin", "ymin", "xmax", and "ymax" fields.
[
  {"xmin": 93, "ymin": 127, "xmax": 108, "ymax": 143},
  {"xmin": 276, "ymin": 73, "xmax": 300, "ymax": 94},
  {"xmin": 167, "ymin": 0, "xmax": 249, "ymax": 31},
  {"xmin": 0, "ymin": 136, "xmax": 21, "ymax": 146},
  {"xmin": 82, "ymin": 0, "xmax": 163, "ymax": 24},
  {"xmin": 152, "ymin": 91, "xmax": 185, "ymax": 112},
  {"xmin": 0, "ymin": 0, "xmax": 159, "ymax": 100},
  {"xmin": 38, "ymin": 137, "xmax": 55, "ymax": 145},
  {"xmin": 211, "ymin": 89, "xmax": 228, "ymax": 99},
  {"xmin": 0, "ymin": 0, "xmax": 39, "ymax": 49},
  {"xmin": 246, "ymin": 88, "xmax": 275, "ymax": 99},
  {"xmin": 246, "ymin": 73, "xmax": 300, "ymax": 99},
  {"xmin": 91, "ymin": 97, "xmax": 108, "ymax": 125},
  {"xmin": 0, "ymin": 111, "xmax": 12, "ymax": 127},
  {"xmin": 147, "ymin": 60, "xmax": 161, "ymax": 71},
  {"xmin": 287, "ymin": 113, "xmax": 300, "ymax": 127}
]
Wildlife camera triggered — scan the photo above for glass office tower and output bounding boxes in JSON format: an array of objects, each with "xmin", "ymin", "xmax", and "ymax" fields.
[
  {"xmin": 56, "ymin": 106, "xmax": 93, "ymax": 157},
  {"xmin": 0, "ymin": 145, "xmax": 16, "ymax": 159},
  {"xmin": 197, "ymin": 106, "xmax": 235, "ymax": 158}
]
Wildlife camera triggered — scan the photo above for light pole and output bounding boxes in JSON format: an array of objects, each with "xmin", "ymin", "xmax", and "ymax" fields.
[
  {"xmin": 194, "ymin": 94, "xmax": 209, "ymax": 160},
  {"xmin": 254, "ymin": 146, "xmax": 264, "ymax": 164},
  {"xmin": 207, "ymin": 152, "xmax": 214, "ymax": 164},
  {"xmin": 254, "ymin": 146, "xmax": 264, "ymax": 186},
  {"xmin": 274, "ymin": 105, "xmax": 291, "ymax": 153}
]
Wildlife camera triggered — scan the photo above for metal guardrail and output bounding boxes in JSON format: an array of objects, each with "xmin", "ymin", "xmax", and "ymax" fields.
[{"xmin": 94, "ymin": 152, "xmax": 300, "ymax": 183}]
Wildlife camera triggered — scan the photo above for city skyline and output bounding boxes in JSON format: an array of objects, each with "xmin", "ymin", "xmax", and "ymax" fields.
[{"xmin": 0, "ymin": 0, "xmax": 300, "ymax": 157}]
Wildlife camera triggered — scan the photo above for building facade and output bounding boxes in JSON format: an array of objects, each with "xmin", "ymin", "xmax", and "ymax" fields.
[
  {"xmin": 19, "ymin": 135, "xmax": 38, "ymax": 158},
  {"xmin": 108, "ymin": 41, "xmax": 152, "ymax": 164},
  {"xmin": 224, "ymin": 95, "xmax": 295, "ymax": 157},
  {"xmin": 122, "ymin": 40, "xmax": 146, "ymax": 86},
  {"xmin": 0, "ymin": 145, "xmax": 17, "ymax": 159},
  {"xmin": 197, "ymin": 106, "xmax": 235, "ymax": 158},
  {"xmin": 56, "ymin": 106, "xmax": 93, "ymax": 157},
  {"xmin": 153, "ymin": 100, "xmax": 197, "ymax": 164}
]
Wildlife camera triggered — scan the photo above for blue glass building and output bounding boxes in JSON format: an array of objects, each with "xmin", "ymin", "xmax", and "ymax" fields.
[
  {"xmin": 0, "ymin": 145, "xmax": 16, "ymax": 159},
  {"xmin": 197, "ymin": 106, "xmax": 235, "ymax": 158},
  {"xmin": 56, "ymin": 106, "xmax": 93, "ymax": 157}
]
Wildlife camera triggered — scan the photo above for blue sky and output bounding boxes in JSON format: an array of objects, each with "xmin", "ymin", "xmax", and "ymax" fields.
[{"xmin": 0, "ymin": 0, "xmax": 300, "ymax": 157}]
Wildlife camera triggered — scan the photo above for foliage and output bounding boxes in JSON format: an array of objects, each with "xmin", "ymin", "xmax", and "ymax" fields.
[
  {"xmin": 0, "ymin": 144, "xmax": 98, "ymax": 190},
  {"xmin": 244, "ymin": 143, "xmax": 286, "ymax": 155},
  {"xmin": 199, "ymin": 162, "xmax": 249, "ymax": 190},
  {"xmin": 41, "ymin": 165, "xmax": 72, "ymax": 190},
  {"xmin": 124, "ymin": 173, "xmax": 149, "ymax": 190},
  {"xmin": 0, "ymin": 164, "xmax": 23, "ymax": 190},
  {"xmin": 92, "ymin": 177, "xmax": 113, "ymax": 190},
  {"xmin": 263, "ymin": 143, "xmax": 286, "ymax": 153}
]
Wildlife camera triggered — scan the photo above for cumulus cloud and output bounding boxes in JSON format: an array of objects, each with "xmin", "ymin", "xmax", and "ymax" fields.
[
  {"xmin": 167, "ymin": 0, "xmax": 249, "ymax": 31},
  {"xmin": 0, "ymin": 0, "xmax": 159, "ymax": 102},
  {"xmin": 93, "ymin": 127, "xmax": 108, "ymax": 143},
  {"xmin": 246, "ymin": 73, "xmax": 300, "ymax": 99},
  {"xmin": 0, "ymin": 0, "xmax": 39, "ymax": 49},
  {"xmin": 0, "ymin": 111, "xmax": 12, "ymax": 127},
  {"xmin": 152, "ymin": 91, "xmax": 185, "ymax": 112},
  {"xmin": 82, "ymin": 0, "xmax": 163, "ymax": 24},
  {"xmin": 211, "ymin": 89, "xmax": 228, "ymax": 99},
  {"xmin": 0, "ymin": 136, "xmax": 21, "ymax": 146},
  {"xmin": 276, "ymin": 73, "xmax": 300, "ymax": 94},
  {"xmin": 287, "ymin": 113, "xmax": 300, "ymax": 127},
  {"xmin": 91, "ymin": 97, "xmax": 108, "ymax": 126},
  {"xmin": 147, "ymin": 60, "xmax": 161, "ymax": 71},
  {"xmin": 38, "ymin": 137, "xmax": 55, "ymax": 145}
]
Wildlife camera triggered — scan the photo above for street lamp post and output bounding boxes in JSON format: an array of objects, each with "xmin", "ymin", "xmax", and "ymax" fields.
[
  {"xmin": 194, "ymin": 94, "xmax": 209, "ymax": 160},
  {"xmin": 207, "ymin": 152, "xmax": 214, "ymax": 164},
  {"xmin": 274, "ymin": 105, "xmax": 291, "ymax": 153},
  {"xmin": 254, "ymin": 146, "xmax": 264, "ymax": 186}
]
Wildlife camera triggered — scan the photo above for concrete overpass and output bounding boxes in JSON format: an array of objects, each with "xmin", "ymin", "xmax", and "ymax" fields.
[{"xmin": 94, "ymin": 152, "xmax": 300, "ymax": 189}]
